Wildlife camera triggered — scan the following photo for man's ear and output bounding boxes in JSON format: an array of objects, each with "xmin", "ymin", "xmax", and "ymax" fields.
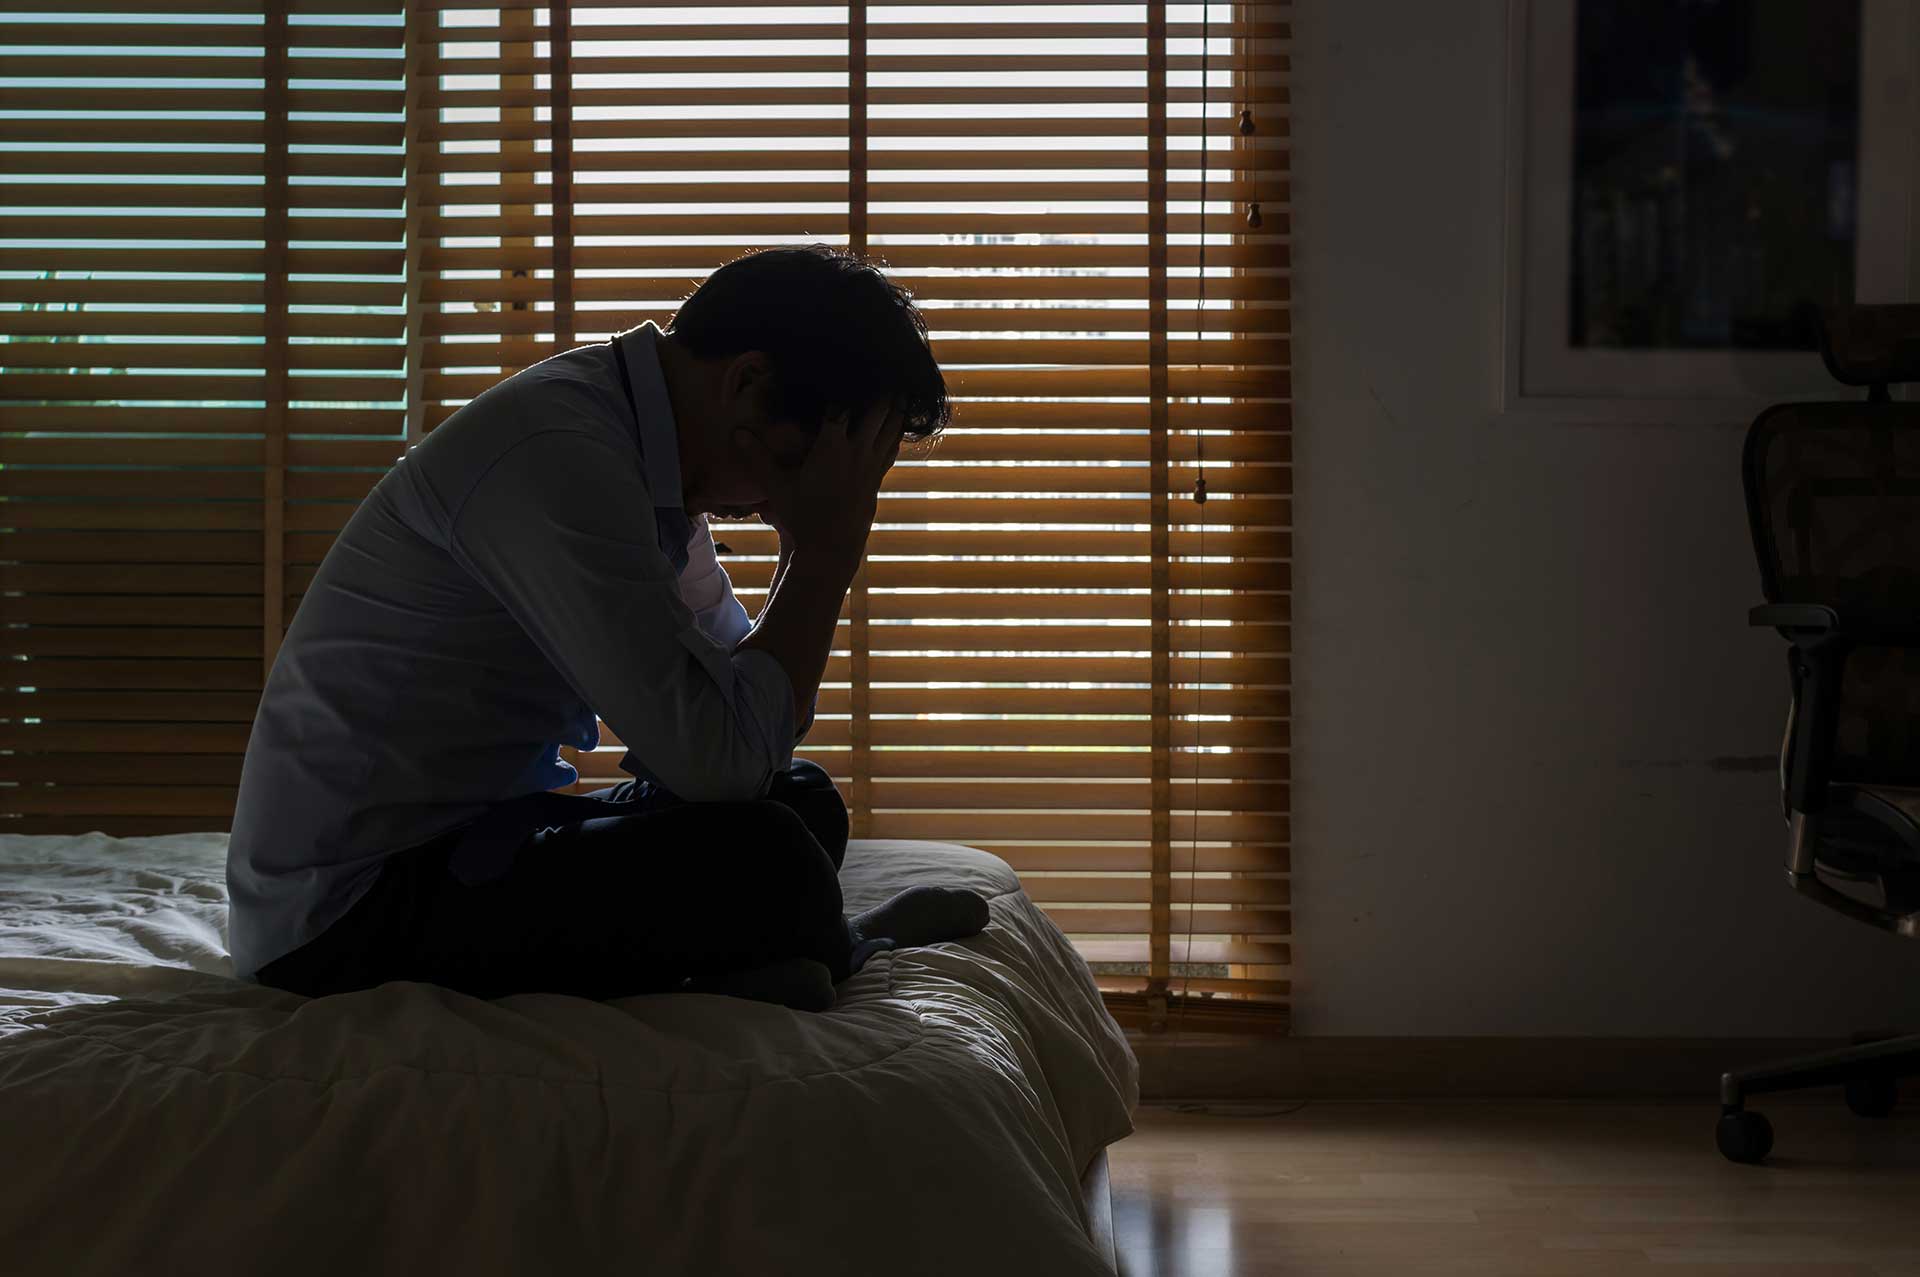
[{"xmin": 719, "ymin": 350, "xmax": 775, "ymax": 420}]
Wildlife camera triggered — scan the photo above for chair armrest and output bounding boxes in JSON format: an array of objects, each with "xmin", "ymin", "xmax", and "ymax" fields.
[
  {"xmin": 1751, "ymin": 604, "xmax": 1920, "ymax": 647},
  {"xmin": 1751, "ymin": 602, "xmax": 1920, "ymax": 820},
  {"xmin": 1750, "ymin": 604, "xmax": 1840, "ymax": 633}
]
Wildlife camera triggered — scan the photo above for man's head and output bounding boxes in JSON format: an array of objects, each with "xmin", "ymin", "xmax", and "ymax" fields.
[{"xmin": 657, "ymin": 244, "xmax": 949, "ymax": 520}]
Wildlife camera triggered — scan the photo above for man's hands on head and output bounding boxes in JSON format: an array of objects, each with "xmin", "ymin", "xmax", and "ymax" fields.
[
  {"xmin": 733, "ymin": 396, "xmax": 905, "ymax": 725},
  {"xmin": 732, "ymin": 395, "xmax": 905, "ymax": 573}
]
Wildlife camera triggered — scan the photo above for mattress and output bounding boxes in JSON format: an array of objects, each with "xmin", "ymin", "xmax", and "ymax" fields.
[{"xmin": 0, "ymin": 831, "xmax": 1137, "ymax": 1276}]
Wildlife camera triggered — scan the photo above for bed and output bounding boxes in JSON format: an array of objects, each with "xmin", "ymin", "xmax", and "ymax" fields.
[{"xmin": 0, "ymin": 831, "xmax": 1137, "ymax": 1276}]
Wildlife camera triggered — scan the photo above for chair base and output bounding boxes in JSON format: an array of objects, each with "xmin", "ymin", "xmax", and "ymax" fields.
[{"xmin": 1718, "ymin": 1031, "xmax": 1920, "ymax": 1163}]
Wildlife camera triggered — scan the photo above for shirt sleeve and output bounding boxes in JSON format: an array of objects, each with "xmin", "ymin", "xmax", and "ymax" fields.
[
  {"xmin": 677, "ymin": 514, "xmax": 817, "ymax": 746},
  {"xmin": 446, "ymin": 419, "xmax": 796, "ymax": 802},
  {"xmin": 677, "ymin": 513, "xmax": 752, "ymax": 647}
]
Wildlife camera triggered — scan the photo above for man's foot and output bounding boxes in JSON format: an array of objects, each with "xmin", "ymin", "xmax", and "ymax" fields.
[
  {"xmin": 683, "ymin": 958, "xmax": 835, "ymax": 1012},
  {"xmin": 846, "ymin": 887, "xmax": 990, "ymax": 976}
]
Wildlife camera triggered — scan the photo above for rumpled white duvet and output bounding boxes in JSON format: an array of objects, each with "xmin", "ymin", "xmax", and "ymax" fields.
[{"xmin": 0, "ymin": 832, "xmax": 1137, "ymax": 1276}]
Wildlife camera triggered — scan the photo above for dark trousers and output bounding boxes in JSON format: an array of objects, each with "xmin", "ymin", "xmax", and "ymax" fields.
[{"xmin": 255, "ymin": 761, "xmax": 852, "ymax": 1000}]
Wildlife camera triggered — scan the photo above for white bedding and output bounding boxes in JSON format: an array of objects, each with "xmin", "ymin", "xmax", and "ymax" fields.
[{"xmin": 0, "ymin": 832, "xmax": 1136, "ymax": 1276}]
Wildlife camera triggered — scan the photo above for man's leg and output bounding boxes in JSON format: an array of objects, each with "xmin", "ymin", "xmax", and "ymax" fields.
[
  {"xmin": 765, "ymin": 760, "xmax": 849, "ymax": 870},
  {"xmin": 587, "ymin": 758, "xmax": 848, "ymax": 869},
  {"xmin": 403, "ymin": 798, "xmax": 853, "ymax": 1001},
  {"xmin": 257, "ymin": 774, "xmax": 985, "ymax": 1003}
]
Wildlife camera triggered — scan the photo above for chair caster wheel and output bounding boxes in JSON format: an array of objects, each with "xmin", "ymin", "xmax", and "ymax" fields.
[
  {"xmin": 1845, "ymin": 1075, "xmax": 1898, "ymax": 1118},
  {"xmin": 1717, "ymin": 1109, "xmax": 1773, "ymax": 1164}
]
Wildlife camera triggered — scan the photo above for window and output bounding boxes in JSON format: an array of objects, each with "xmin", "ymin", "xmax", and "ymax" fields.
[
  {"xmin": 2, "ymin": 0, "xmax": 1290, "ymax": 1029},
  {"xmin": 0, "ymin": 2, "xmax": 407, "ymax": 825}
]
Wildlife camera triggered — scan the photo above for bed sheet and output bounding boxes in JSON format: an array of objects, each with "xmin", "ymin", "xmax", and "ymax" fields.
[{"xmin": 0, "ymin": 831, "xmax": 1137, "ymax": 1276}]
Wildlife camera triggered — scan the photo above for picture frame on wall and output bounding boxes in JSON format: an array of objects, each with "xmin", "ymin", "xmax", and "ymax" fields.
[{"xmin": 1501, "ymin": 0, "xmax": 1920, "ymax": 418}]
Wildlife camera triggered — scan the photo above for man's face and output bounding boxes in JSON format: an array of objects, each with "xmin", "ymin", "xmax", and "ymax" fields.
[
  {"xmin": 678, "ymin": 345, "xmax": 883, "ymax": 522},
  {"xmin": 692, "ymin": 416, "xmax": 814, "ymax": 522}
]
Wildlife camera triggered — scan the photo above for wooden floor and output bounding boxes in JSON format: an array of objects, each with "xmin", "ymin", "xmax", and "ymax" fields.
[{"xmin": 1107, "ymin": 1100, "xmax": 1920, "ymax": 1276}]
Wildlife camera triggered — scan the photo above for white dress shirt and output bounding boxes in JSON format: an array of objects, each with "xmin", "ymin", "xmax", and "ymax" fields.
[{"xmin": 226, "ymin": 322, "xmax": 799, "ymax": 980}]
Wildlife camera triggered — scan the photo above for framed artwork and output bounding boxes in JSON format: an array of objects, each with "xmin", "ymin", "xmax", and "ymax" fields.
[{"xmin": 1503, "ymin": 0, "xmax": 1920, "ymax": 417}]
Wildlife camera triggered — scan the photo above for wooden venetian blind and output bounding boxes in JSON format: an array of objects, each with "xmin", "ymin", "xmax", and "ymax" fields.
[
  {"xmin": 6, "ymin": 1, "xmax": 1290, "ymax": 1028},
  {"xmin": 409, "ymin": 0, "xmax": 1292, "ymax": 1028},
  {"xmin": 0, "ymin": 1, "xmax": 407, "ymax": 831}
]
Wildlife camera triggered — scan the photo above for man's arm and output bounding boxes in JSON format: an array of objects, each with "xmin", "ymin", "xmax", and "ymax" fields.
[
  {"xmin": 758, "ymin": 529, "xmax": 818, "ymax": 739},
  {"xmin": 679, "ymin": 513, "xmax": 752, "ymax": 646},
  {"xmin": 735, "ymin": 398, "xmax": 903, "ymax": 721},
  {"xmin": 681, "ymin": 515, "xmax": 814, "ymax": 741},
  {"xmin": 739, "ymin": 548, "xmax": 861, "ymax": 724},
  {"xmin": 449, "ymin": 420, "xmax": 795, "ymax": 803},
  {"xmin": 769, "ymin": 527, "xmax": 795, "ymax": 601}
]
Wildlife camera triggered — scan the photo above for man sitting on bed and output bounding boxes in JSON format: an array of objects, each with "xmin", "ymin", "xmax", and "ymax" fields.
[{"xmin": 227, "ymin": 244, "xmax": 987, "ymax": 1011}]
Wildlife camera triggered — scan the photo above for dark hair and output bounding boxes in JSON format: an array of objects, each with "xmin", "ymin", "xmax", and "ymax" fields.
[{"xmin": 666, "ymin": 243, "xmax": 949, "ymax": 443}]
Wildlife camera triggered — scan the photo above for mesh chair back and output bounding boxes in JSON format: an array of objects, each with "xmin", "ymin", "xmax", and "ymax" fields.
[{"xmin": 1744, "ymin": 403, "xmax": 1920, "ymax": 785}]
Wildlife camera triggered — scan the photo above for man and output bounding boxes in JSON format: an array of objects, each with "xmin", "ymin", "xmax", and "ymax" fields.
[{"xmin": 228, "ymin": 245, "xmax": 987, "ymax": 1011}]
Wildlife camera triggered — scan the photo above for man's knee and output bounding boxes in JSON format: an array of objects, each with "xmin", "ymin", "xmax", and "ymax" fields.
[
  {"xmin": 770, "ymin": 759, "xmax": 848, "ymax": 870},
  {"xmin": 781, "ymin": 758, "xmax": 837, "ymax": 794}
]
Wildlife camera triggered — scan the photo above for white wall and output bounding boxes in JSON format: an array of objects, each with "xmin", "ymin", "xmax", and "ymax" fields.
[{"xmin": 1289, "ymin": 0, "xmax": 1920, "ymax": 1035}]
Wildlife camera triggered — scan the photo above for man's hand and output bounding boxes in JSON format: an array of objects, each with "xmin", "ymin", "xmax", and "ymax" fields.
[
  {"xmin": 733, "ymin": 395, "xmax": 905, "ymax": 569},
  {"xmin": 733, "ymin": 397, "xmax": 905, "ymax": 724}
]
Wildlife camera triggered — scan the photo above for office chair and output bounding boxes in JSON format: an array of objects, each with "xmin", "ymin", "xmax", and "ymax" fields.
[{"xmin": 1718, "ymin": 304, "xmax": 1920, "ymax": 1164}]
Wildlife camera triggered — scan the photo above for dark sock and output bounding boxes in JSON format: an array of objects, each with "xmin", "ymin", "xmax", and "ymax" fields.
[
  {"xmin": 845, "ymin": 887, "xmax": 990, "ymax": 977},
  {"xmin": 682, "ymin": 958, "xmax": 835, "ymax": 1012}
]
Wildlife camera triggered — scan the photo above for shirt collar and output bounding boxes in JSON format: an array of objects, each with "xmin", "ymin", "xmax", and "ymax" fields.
[{"xmin": 616, "ymin": 319, "xmax": 685, "ymax": 512}]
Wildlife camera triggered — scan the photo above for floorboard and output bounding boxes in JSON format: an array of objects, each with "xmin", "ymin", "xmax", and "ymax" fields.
[{"xmin": 1107, "ymin": 1100, "xmax": 1920, "ymax": 1276}]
